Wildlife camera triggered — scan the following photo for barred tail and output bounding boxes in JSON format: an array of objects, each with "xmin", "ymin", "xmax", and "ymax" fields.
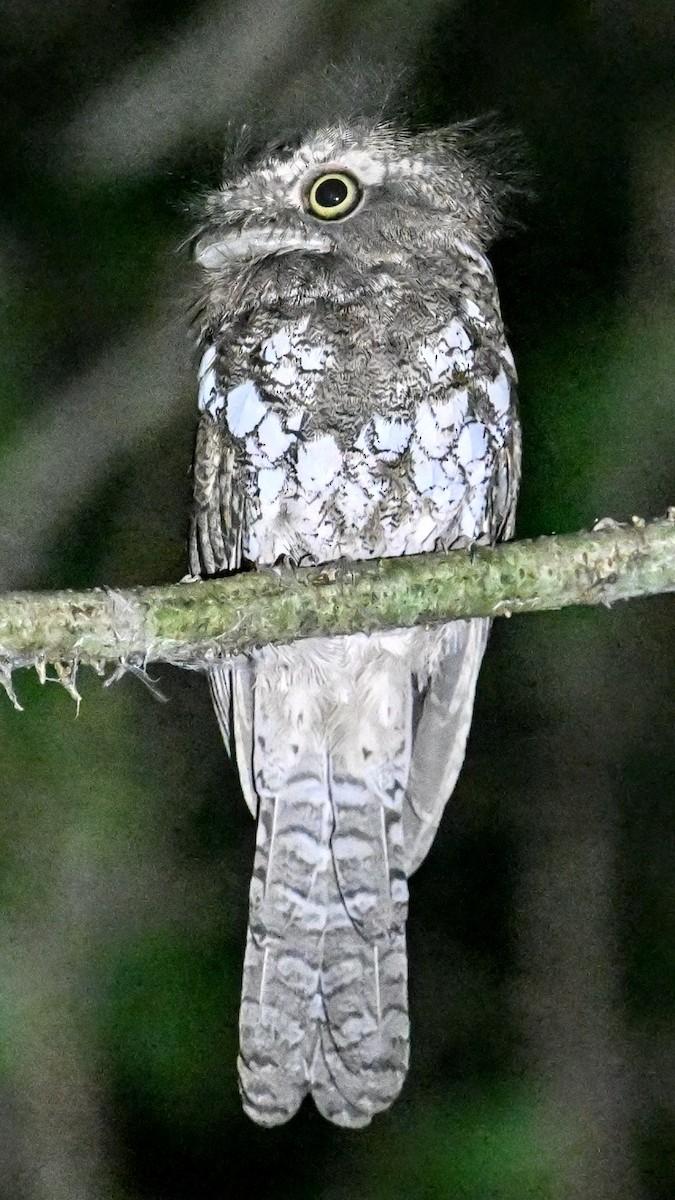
[{"xmin": 236, "ymin": 638, "xmax": 412, "ymax": 1127}]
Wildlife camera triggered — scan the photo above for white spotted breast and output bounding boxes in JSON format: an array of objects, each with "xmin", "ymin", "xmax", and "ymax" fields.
[{"xmin": 200, "ymin": 307, "xmax": 516, "ymax": 566}]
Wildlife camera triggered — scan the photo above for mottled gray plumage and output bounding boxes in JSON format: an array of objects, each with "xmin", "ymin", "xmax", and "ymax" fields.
[{"xmin": 189, "ymin": 120, "xmax": 520, "ymax": 1127}]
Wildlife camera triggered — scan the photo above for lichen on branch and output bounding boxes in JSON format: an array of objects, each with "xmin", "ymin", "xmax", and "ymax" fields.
[{"xmin": 0, "ymin": 514, "xmax": 673, "ymax": 707}]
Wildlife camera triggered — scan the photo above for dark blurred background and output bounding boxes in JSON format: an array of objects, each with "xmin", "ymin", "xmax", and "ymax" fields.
[{"xmin": 0, "ymin": 2, "xmax": 673, "ymax": 1197}]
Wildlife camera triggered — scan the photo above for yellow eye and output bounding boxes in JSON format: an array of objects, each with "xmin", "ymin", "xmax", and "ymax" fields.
[{"xmin": 305, "ymin": 171, "xmax": 362, "ymax": 220}]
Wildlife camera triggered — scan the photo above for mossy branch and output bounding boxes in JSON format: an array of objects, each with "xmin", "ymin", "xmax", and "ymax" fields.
[{"xmin": 0, "ymin": 514, "xmax": 672, "ymax": 701}]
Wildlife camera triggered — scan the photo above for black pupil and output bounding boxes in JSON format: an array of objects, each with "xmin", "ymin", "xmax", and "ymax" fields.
[{"xmin": 315, "ymin": 176, "xmax": 349, "ymax": 209}]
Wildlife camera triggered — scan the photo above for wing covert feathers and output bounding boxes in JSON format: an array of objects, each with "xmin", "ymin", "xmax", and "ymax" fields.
[{"xmin": 190, "ymin": 410, "xmax": 243, "ymax": 575}]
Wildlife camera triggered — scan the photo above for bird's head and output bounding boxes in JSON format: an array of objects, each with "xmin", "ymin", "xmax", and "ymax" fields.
[{"xmin": 193, "ymin": 120, "xmax": 522, "ymax": 315}]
